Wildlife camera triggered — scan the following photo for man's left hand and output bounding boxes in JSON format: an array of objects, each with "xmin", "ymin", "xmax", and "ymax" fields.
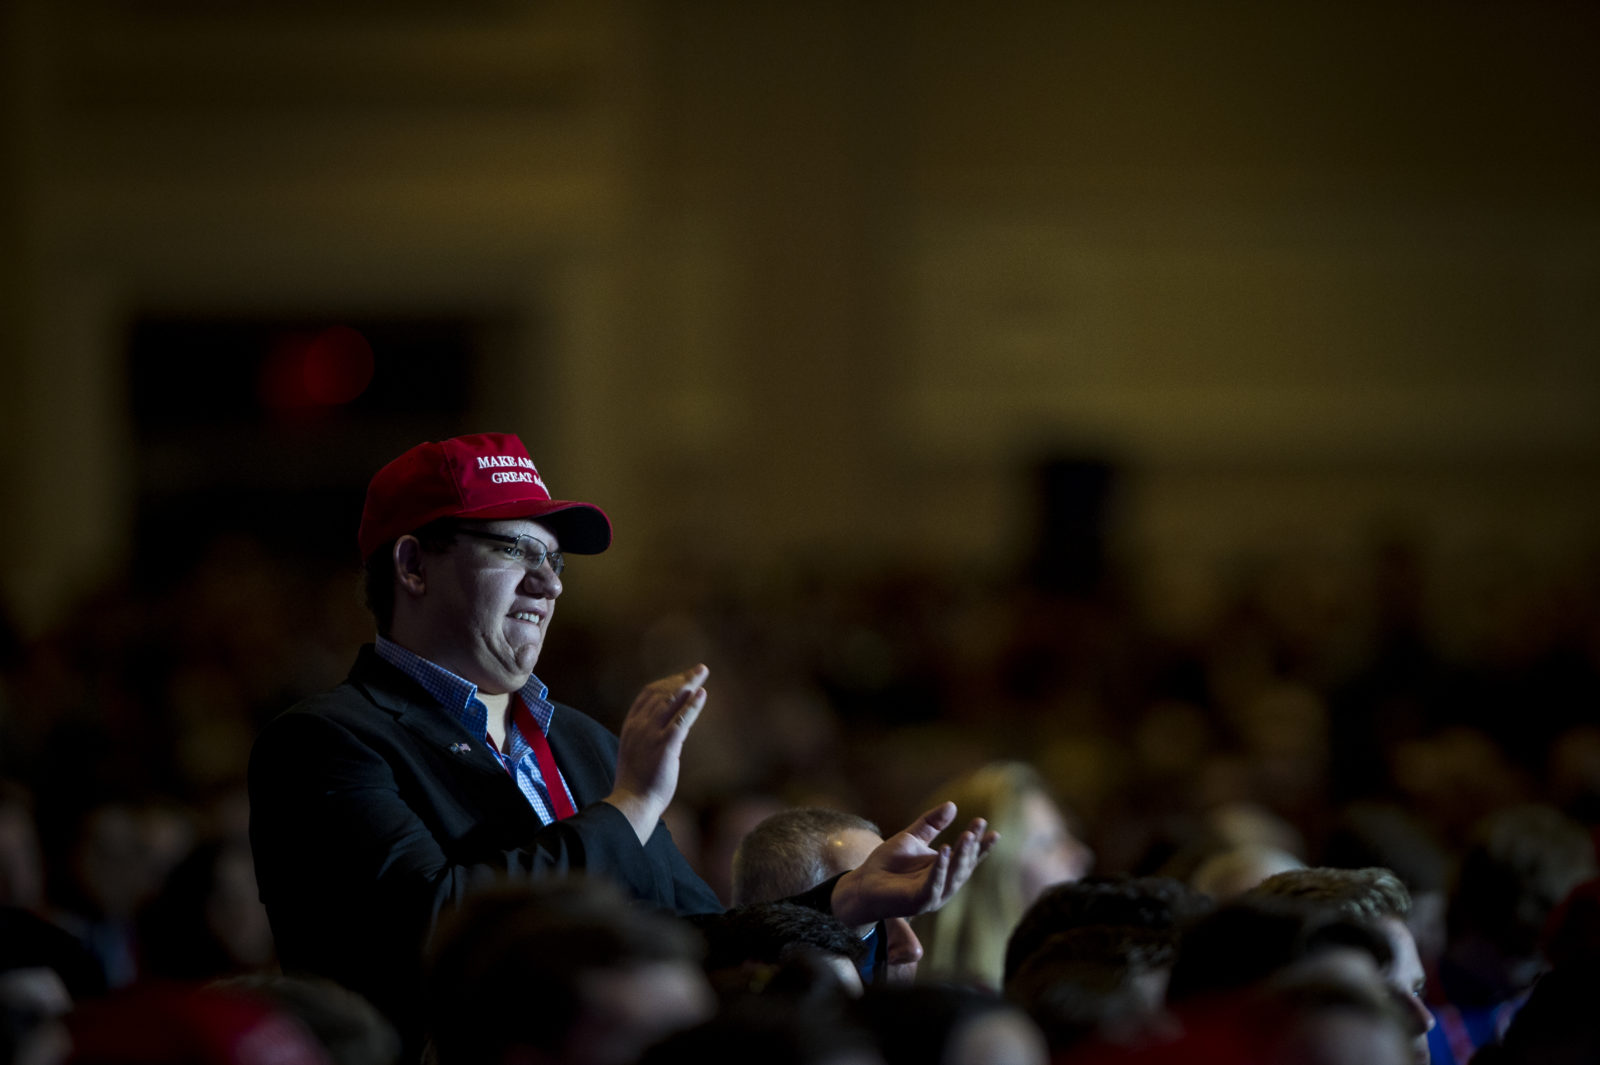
[{"xmin": 828, "ymin": 801, "xmax": 998, "ymax": 930}]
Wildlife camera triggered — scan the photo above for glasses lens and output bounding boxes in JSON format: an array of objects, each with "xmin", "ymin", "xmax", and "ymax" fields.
[
  {"xmin": 515, "ymin": 535, "xmax": 543, "ymax": 567},
  {"xmin": 516, "ymin": 535, "xmax": 564, "ymax": 576}
]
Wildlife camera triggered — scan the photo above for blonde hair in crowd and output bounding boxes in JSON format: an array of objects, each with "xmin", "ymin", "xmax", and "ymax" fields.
[{"xmin": 913, "ymin": 760, "xmax": 1053, "ymax": 989}]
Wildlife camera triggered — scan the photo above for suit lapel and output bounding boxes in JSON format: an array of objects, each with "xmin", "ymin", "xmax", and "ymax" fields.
[
  {"xmin": 347, "ymin": 646, "xmax": 596, "ymax": 824},
  {"xmin": 545, "ymin": 709, "xmax": 609, "ymax": 808},
  {"xmin": 349, "ymin": 647, "xmax": 512, "ymax": 785}
]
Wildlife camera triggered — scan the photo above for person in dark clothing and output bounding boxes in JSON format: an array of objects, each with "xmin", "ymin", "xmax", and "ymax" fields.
[{"xmin": 249, "ymin": 432, "xmax": 996, "ymax": 1055}]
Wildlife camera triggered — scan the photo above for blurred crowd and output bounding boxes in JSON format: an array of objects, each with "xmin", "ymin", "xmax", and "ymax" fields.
[{"xmin": 0, "ymin": 528, "xmax": 1598, "ymax": 1063}]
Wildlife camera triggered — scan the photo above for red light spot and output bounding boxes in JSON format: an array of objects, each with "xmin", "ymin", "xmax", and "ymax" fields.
[{"xmin": 303, "ymin": 326, "xmax": 374, "ymax": 405}]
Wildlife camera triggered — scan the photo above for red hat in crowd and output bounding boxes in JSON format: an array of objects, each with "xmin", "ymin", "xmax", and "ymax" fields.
[
  {"xmin": 67, "ymin": 983, "xmax": 332, "ymax": 1065},
  {"xmin": 357, "ymin": 433, "xmax": 613, "ymax": 560}
]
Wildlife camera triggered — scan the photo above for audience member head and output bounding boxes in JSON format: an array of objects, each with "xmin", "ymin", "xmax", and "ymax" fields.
[
  {"xmin": 1189, "ymin": 844, "xmax": 1304, "ymax": 901},
  {"xmin": 852, "ymin": 985, "xmax": 1047, "ymax": 1065},
  {"xmin": 1480, "ymin": 965, "xmax": 1600, "ymax": 1065},
  {"xmin": 424, "ymin": 878, "xmax": 713, "ymax": 1065},
  {"xmin": 1165, "ymin": 895, "xmax": 1393, "ymax": 1009},
  {"xmin": 1444, "ymin": 803, "xmax": 1597, "ymax": 1003},
  {"xmin": 733, "ymin": 808, "xmax": 922, "ymax": 984},
  {"xmin": 0, "ymin": 782, "xmax": 44, "ymax": 911},
  {"xmin": 138, "ymin": 838, "xmax": 275, "ymax": 981},
  {"xmin": 45, "ymin": 798, "xmax": 178, "ymax": 927},
  {"xmin": 1005, "ymin": 925, "xmax": 1179, "ymax": 1055},
  {"xmin": 1002, "ymin": 875, "xmax": 1208, "ymax": 984},
  {"xmin": 1542, "ymin": 877, "xmax": 1600, "ymax": 971},
  {"xmin": 0, "ymin": 907, "xmax": 104, "ymax": 1065},
  {"xmin": 733, "ymin": 809, "xmax": 880, "ymax": 907},
  {"xmin": 218, "ymin": 975, "xmax": 399, "ymax": 1065},
  {"xmin": 1323, "ymin": 802, "xmax": 1451, "ymax": 971},
  {"xmin": 639, "ymin": 997, "xmax": 882, "ymax": 1065},
  {"xmin": 1250, "ymin": 963, "xmax": 1414, "ymax": 1065},
  {"xmin": 695, "ymin": 902, "xmax": 869, "ymax": 1001},
  {"xmin": 1248, "ymin": 867, "xmax": 1432, "ymax": 1063},
  {"xmin": 914, "ymin": 762, "xmax": 1091, "ymax": 988}
]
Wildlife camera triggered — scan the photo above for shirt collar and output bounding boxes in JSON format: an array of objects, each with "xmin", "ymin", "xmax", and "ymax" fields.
[{"xmin": 374, "ymin": 636, "xmax": 552, "ymax": 737}]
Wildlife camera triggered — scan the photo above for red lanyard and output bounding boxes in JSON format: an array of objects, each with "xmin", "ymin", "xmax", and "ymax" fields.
[{"xmin": 487, "ymin": 695, "xmax": 577, "ymax": 820}]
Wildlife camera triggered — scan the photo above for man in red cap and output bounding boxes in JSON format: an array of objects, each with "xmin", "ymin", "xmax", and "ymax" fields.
[{"xmin": 248, "ymin": 433, "xmax": 994, "ymax": 1053}]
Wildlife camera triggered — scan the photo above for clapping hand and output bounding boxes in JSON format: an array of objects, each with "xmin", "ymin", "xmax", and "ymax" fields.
[{"xmin": 829, "ymin": 801, "xmax": 998, "ymax": 930}]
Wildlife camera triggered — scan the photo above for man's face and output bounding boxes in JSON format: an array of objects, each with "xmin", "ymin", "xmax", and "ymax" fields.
[
  {"xmin": 1016, "ymin": 790, "xmax": 1094, "ymax": 907},
  {"xmin": 1380, "ymin": 916, "xmax": 1434, "ymax": 1065},
  {"xmin": 565, "ymin": 960, "xmax": 714, "ymax": 1065},
  {"xmin": 826, "ymin": 827, "xmax": 923, "ymax": 984},
  {"xmin": 411, "ymin": 519, "xmax": 563, "ymax": 694}
]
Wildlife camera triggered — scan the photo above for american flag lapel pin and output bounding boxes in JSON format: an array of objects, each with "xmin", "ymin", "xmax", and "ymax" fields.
[{"xmin": 449, "ymin": 741, "xmax": 472, "ymax": 754}]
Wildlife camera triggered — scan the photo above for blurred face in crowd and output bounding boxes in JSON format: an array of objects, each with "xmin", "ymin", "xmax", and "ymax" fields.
[
  {"xmin": 945, "ymin": 1006, "xmax": 1049, "ymax": 1065},
  {"xmin": 401, "ymin": 519, "xmax": 562, "ymax": 694},
  {"xmin": 1379, "ymin": 917, "xmax": 1434, "ymax": 1065},
  {"xmin": 564, "ymin": 960, "xmax": 715, "ymax": 1065},
  {"xmin": 0, "ymin": 803, "xmax": 43, "ymax": 910},
  {"xmin": 1266, "ymin": 949, "xmax": 1413, "ymax": 1065},
  {"xmin": 1271, "ymin": 1011, "xmax": 1412, "ymax": 1065},
  {"xmin": 1016, "ymin": 790, "xmax": 1093, "ymax": 907},
  {"xmin": 828, "ymin": 827, "xmax": 923, "ymax": 984}
]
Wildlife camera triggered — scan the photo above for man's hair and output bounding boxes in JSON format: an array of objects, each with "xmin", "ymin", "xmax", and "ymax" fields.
[
  {"xmin": 1004, "ymin": 875, "xmax": 1209, "ymax": 984},
  {"xmin": 849, "ymin": 985, "xmax": 1032, "ymax": 1065},
  {"xmin": 1248, "ymin": 867, "xmax": 1413, "ymax": 924},
  {"xmin": 1010, "ymin": 924, "xmax": 1181, "ymax": 985},
  {"xmin": 1006, "ymin": 937, "xmax": 1165, "ymax": 1056},
  {"xmin": 1451, "ymin": 803, "xmax": 1598, "ymax": 959},
  {"xmin": 731, "ymin": 808, "xmax": 880, "ymax": 907},
  {"xmin": 689, "ymin": 902, "xmax": 869, "ymax": 1004},
  {"xmin": 423, "ymin": 878, "xmax": 701, "ymax": 1065},
  {"xmin": 1165, "ymin": 896, "xmax": 1393, "ymax": 1006},
  {"xmin": 361, "ymin": 518, "xmax": 458, "ymax": 637},
  {"xmin": 640, "ymin": 998, "xmax": 876, "ymax": 1065},
  {"xmin": 695, "ymin": 902, "xmax": 870, "ymax": 972}
]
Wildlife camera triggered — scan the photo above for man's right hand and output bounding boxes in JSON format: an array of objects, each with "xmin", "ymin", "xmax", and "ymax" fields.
[
  {"xmin": 828, "ymin": 802, "xmax": 997, "ymax": 931},
  {"xmin": 603, "ymin": 664, "xmax": 709, "ymax": 844}
]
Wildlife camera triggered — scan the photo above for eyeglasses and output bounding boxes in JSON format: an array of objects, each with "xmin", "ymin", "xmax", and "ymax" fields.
[{"xmin": 455, "ymin": 528, "xmax": 565, "ymax": 577}]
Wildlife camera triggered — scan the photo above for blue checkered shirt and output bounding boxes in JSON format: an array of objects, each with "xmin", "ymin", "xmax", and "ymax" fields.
[{"xmin": 375, "ymin": 636, "xmax": 579, "ymax": 825}]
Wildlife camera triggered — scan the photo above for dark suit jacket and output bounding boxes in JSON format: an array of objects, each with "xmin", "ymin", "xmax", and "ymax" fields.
[{"xmin": 247, "ymin": 646, "xmax": 723, "ymax": 1028}]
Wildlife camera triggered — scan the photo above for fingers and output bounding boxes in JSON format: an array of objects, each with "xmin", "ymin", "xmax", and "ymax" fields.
[
  {"xmin": 904, "ymin": 801, "xmax": 958, "ymax": 844},
  {"xmin": 672, "ymin": 662, "xmax": 710, "ymax": 691},
  {"xmin": 672, "ymin": 686, "xmax": 708, "ymax": 731},
  {"xmin": 940, "ymin": 818, "xmax": 989, "ymax": 903},
  {"xmin": 915, "ymin": 843, "xmax": 953, "ymax": 911},
  {"xmin": 665, "ymin": 665, "xmax": 708, "ymax": 726},
  {"xmin": 634, "ymin": 664, "xmax": 709, "ymax": 722},
  {"xmin": 660, "ymin": 663, "xmax": 709, "ymax": 709},
  {"xmin": 977, "ymin": 827, "xmax": 1000, "ymax": 857}
]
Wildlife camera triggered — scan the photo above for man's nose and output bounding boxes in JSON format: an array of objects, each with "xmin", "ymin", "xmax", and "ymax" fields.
[
  {"xmin": 886, "ymin": 918, "xmax": 922, "ymax": 965},
  {"xmin": 1395, "ymin": 989, "xmax": 1434, "ymax": 1037},
  {"xmin": 522, "ymin": 562, "xmax": 562, "ymax": 599}
]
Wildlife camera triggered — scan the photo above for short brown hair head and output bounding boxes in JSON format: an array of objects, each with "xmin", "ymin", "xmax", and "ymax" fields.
[{"xmin": 1249, "ymin": 867, "xmax": 1413, "ymax": 924}]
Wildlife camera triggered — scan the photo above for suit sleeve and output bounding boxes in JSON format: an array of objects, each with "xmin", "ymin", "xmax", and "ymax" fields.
[
  {"xmin": 546, "ymin": 702, "xmax": 725, "ymax": 915},
  {"xmin": 247, "ymin": 706, "xmax": 671, "ymax": 1018}
]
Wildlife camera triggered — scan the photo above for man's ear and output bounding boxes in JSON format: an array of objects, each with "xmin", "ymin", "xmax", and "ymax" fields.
[{"xmin": 393, "ymin": 535, "xmax": 428, "ymax": 598}]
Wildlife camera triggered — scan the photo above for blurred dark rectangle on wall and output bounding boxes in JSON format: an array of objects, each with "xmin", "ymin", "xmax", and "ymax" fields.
[{"xmin": 125, "ymin": 313, "xmax": 499, "ymax": 585}]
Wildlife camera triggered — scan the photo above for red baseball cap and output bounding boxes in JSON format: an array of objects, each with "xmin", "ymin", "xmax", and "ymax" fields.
[
  {"xmin": 67, "ymin": 983, "xmax": 333, "ymax": 1065},
  {"xmin": 357, "ymin": 433, "xmax": 612, "ymax": 559}
]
